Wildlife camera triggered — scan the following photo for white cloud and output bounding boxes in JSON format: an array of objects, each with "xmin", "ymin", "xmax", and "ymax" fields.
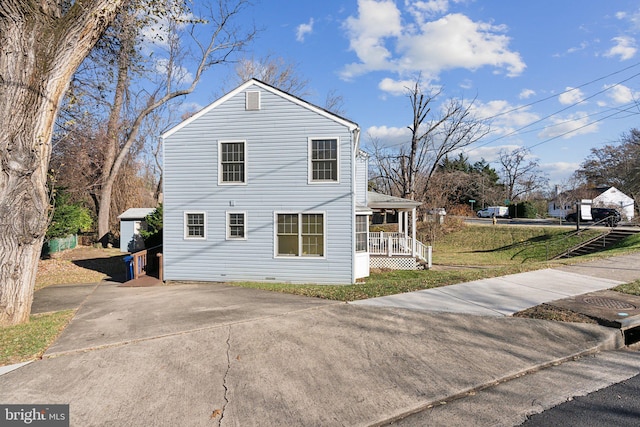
[
  {"xmin": 342, "ymin": 0, "xmax": 403, "ymax": 78},
  {"xmin": 537, "ymin": 113, "xmax": 599, "ymax": 140},
  {"xmin": 471, "ymin": 99, "xmax": 539, "ymax": 136},
  {"xmin": 465, "ymin": 144, "xmax": 519, "ymax": 164},
  {"xmin": 558, "ymin": 87, "xmax": 585, "ymax": 105},
  {"xmin": 603, "ymin": 83, "xmax": 640, "ymax": 105},
  {"xmin": 342, "ymin": 2, "xmax": 525, "ymax": 81},
  {"xmin": 407, "ymin": 0, "xmax": 450, "ymax": 22},
  {"xmin": 155, "ymin": 58, "xmax": 193, "ymax": 85},
  {"xmin": 541, "ymin": 161, "xmax": 580, "ymax": 184},
  {"xmin": 378, "ymin": 77, "xmax": 436, "ymax": 96},
  {"xmin": 519, "ymin": 89, "xmax": 535, "ymax": 99},
  {"xmin": 365, "ymin": 125, "xmax": 411, "ymax": 148},
  {"xmin": 604, "ymin": 36, "xmax": 637, "ymax": 60},
  {"xmin": 296, "ymin": 18, "xmax": 314, "ymax": 42}
]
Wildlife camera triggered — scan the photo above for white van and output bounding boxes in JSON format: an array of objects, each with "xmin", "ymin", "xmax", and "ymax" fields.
[{"xmin": 476, "ymin": 206, "xmax": 509, "ymax": 218}]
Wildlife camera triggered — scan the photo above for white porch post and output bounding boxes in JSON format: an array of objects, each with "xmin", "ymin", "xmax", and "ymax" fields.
[
  {"xmin": 404, "ymin": 211, "xmax": 409, "ymax": 239},
  {"xmin": 411, "ymin": 207, "xmax": 416, "ymax": 257},
  {"xmin": 398, "ymin": 211, "xmax": 403, "ymax": 234}
]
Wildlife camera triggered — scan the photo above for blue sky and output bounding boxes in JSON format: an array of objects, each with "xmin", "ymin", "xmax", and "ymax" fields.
[{"xmin": 184, "ymin": 0, "xmax": 640, "ymax": 186}]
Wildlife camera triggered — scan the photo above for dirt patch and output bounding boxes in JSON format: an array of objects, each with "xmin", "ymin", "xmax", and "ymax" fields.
[
  {"xmin": 513, "ymin": 303, "xmax": 598, "ymax": 324},
  {"xmin": 36, "ymin": 246, "xmax": 125, "ymax": 290}
]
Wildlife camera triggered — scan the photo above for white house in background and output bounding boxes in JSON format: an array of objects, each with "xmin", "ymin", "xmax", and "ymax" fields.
[
  {"xmin": 592, "ymin": 187, "xmax": 635, "ymax": 220},
  {"xmin": 118, "ymin": 208, "xmax": 155, "ymax": 253},
  {"xmin": 161, "ymin": 79, "xmax": 371, "ymax": 284},
  {"xmin": 548, "ymin": 186, "xmax": 635, "ymax": 220}
]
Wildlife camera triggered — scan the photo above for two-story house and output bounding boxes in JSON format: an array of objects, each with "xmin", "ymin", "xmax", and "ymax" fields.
[{"xmin": 161, "ymin": 79, "xmax": 371, "ymax": 284}]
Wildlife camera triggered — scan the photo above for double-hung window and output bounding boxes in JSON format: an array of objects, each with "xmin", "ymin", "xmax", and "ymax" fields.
[
  {"xmin": 219, "ymin": 141, "xmax": 246, "ymax": 184},
  {"xmin": 227, "ymin": 212, "xmax": 246, "ymax": 240},
  {"xmin": 309, "ymin": 138, "xmax": 338, "ymax": 182},
  {"xmin": 185, "ymin": 212, "xmax": 206, "ymax": 239},
  {"xmin": 355, "ymin": 215, "xmax": 368, "ymax": 252},
  {"xmin": 276, "ymin": 213, "xmax": 325, "ymax": 257}
]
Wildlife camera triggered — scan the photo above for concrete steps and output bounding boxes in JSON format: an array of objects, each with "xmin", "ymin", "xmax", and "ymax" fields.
[{"xmin": 558, "ymin": 228, "xmax": 640, "ymax": 259}]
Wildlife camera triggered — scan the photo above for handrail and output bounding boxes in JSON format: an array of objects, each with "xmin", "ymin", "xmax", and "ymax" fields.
[{"xmin": 130, "ymin": 245, "xmax": 163, "ymax": 280}]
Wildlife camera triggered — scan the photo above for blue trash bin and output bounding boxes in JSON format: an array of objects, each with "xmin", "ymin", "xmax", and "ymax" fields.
[{"xmin": 123, "ymin": 255, "xmax": 134, "ymax": 281}]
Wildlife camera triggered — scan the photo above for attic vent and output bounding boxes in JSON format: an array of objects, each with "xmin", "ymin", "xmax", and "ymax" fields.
[{"xmin": 246, "ymin": 91, "xmax": 260, "ymax": 110}]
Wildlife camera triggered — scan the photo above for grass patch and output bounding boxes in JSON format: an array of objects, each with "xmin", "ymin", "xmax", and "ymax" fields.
[
  {"xmin": 0, "ymin": 310, "xmax": 75, "ymax": 366},
  {"xmin": 614, "ymin": 279, "xmax": 640, "ymax": 296},
  {"xmin": 433, "ymin": 225, "xmax": 602, "ymax": 265}
]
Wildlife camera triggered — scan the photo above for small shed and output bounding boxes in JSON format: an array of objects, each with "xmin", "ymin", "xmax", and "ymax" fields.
[{"xmin": 118, "ymin": 208, "xmax": 155, "ymax": 253}]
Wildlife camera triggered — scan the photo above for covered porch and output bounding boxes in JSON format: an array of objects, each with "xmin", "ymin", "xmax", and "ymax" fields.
[{"xmin": 367, "ymin": 191, "xmax": 431, "ymax": 270}]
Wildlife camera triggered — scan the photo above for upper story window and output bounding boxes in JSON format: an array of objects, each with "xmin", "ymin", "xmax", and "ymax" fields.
[
  {"xmin": 309, "ymin": 138, "xmax": 338, "ymax": 183},
  {"xmin": 185, "ymin": 212, "xmax": 206, "ymax": 239},
  {"xmin": 219, "ymin": 141, "xmax": 246, "ymax": 184}
]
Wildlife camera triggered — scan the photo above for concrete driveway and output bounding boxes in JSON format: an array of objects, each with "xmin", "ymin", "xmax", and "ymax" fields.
[{"xmin": 1, "ymin": 279, "xmax": 637, "ymax": 426}]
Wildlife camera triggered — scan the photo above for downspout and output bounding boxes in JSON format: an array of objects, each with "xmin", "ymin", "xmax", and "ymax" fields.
[{"xmin": 351, "ymin": 127, "xmax": 360, "ymax": 284}]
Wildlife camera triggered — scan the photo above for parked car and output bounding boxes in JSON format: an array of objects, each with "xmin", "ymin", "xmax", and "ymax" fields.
[
  {"xmin": 565, "ymin": 207, "xmax": 620, "ymax": 227},
  {"xmin": 476, "ymin": 206, "xmax": 509, "ymax": 218}
]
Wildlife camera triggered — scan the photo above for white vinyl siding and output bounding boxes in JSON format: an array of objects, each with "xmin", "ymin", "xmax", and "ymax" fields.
[
  {"xmin": 309, "ymin": 138, "xmax": 339, "ymax": 183},
  {"xmin": 184, "ymin": 212, "xmax": 206, "ymax": 239},
  {"xmin": 276, "ymin": 213, "xmax": 325, "ymax": 257},
  {"xmin": 219, "ymin": 141, "xmax": 246, "ymax": 184},
  {"xmin": 227, "ymin": 212, "xmax": 247, "ymax": 240}
]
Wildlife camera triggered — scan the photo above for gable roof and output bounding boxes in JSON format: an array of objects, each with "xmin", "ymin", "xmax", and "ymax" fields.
[
  {"xmin": 162, "ymin": 79, "xmax": 359, "ymax": 139},
  {"xmin": 118, "ymin": 208, "xmax": 156, "ymax": 220}
]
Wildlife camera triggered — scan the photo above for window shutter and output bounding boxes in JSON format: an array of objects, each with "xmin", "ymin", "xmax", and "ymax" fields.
[{"xmin": 246, "ymin": 91, "xmax": 260, "ymax": 110}]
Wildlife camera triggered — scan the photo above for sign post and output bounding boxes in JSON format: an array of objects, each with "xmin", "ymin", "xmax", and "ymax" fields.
[{"xmin": 469, "ymin": 199, "xmax": 476, "ymax": 211}]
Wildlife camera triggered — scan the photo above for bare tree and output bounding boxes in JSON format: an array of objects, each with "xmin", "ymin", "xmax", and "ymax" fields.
[
  {"xmin": 61, "ymin": 0, "xmax": 255, "ymax": 243},
  {"xmin": 498, "ymin": 147, "xmax": 548, "ymax": 202},
  {"xmin": 574, "ymin": 128, "xmax": 640, "ymax": 205},
  {"xmin": 370, "ymin": 78, "xmax": 489, "ymax": 201},
  {"xmin": 0, "ymin": 0, "xmax": 123, "ymax": 326},
  {"xmin": 230, "ymin": 54, "xmax": 310, "ymax": 97}
]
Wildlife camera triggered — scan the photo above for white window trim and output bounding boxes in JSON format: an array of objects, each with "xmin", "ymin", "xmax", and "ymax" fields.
[
  {"xmin": 274, "ymin": 211, "xmax": 327, "ymax": 259},
  {"xmin": 184, "ymin": 211, "xmax": 206, "ymax": 240},
  {"xmin": 245, "ymin": 90, "xmax": 261, "ymax": 110},
  {"xmin": 218, "ymin": 140, "xmax": 247, "ymax": 185},
  {"xmin": 308, "ymin": 137, "xmax": 340, "ymax": 184},
  {"xmin": 226, "ymin": 211, "xmax": 247, "ymax": 240}
]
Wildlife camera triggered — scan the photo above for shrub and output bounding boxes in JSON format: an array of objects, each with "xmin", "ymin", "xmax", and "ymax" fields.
[
  {"xmin": 140, "ymin": 204, "xmax": 163, "ymax": 247},
  {"xmin": 46, "ymin": 191, "xmax": 92, "ymax": 239}
]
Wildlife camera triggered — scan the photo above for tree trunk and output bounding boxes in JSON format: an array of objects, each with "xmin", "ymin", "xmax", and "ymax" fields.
[{"xmin": 0, "ymin": 0, "xmax": 121, "ymax": 326}]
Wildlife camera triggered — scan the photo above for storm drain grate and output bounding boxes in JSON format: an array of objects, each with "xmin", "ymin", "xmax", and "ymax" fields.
[{"xmin": 582, "ymin": 296, "xmax": 636, "ymax": 310}]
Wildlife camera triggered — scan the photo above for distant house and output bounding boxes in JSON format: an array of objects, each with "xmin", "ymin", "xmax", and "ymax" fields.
[
  {"xmin": 549, "ymin": 186, "xmax": 635, "ymax": 220},
  {"xmin": 118, "ymin": 208, "xmax": 155, "ymax": 253}
]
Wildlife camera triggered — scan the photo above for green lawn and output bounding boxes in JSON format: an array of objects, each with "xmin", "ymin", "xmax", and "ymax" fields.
[
  {"xmin": 233, "ymin": 224, "xmax": 640, "ymax": 302},
  {"xmin": 0, "ymin": 310, "xmax": 74, "ymax": 366}
]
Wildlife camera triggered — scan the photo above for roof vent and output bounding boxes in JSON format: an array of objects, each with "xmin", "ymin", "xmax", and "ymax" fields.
[{"xmin": 246, "ymin": 91, "xmax": 260, "ymax": 111}]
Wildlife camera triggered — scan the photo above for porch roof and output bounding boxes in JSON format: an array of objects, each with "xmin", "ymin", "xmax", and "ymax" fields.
[{"xmin": 367, "ymin": 191, "xmax": 422, "ymax": 210}]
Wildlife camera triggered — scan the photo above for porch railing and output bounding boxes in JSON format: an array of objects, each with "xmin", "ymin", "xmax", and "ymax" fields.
[
  {"xmin": 369, "ymin": 232, "xmax": 430, "ymax": 263},
  {"xmin": 130, "ymin": 245, "xmax": 163, "ymax": 280}
]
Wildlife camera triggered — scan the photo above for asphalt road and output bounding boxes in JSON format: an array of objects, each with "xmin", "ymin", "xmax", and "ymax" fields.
[{"xmin": 520, "ymin": 373, "xmax": 640, "ymax": 426}]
